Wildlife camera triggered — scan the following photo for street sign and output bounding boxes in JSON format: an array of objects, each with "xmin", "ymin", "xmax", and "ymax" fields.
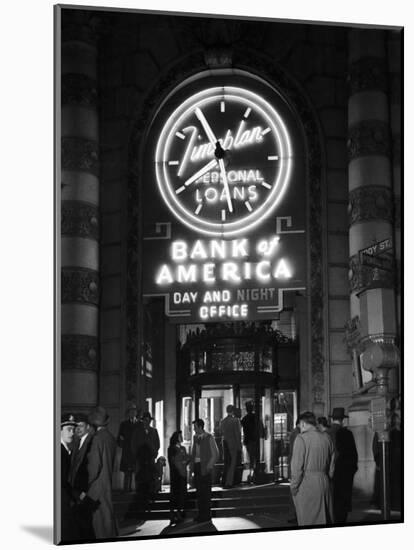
[{"xmin": 359, "ymin": 237, "xmax": 393, "ymax": 259}]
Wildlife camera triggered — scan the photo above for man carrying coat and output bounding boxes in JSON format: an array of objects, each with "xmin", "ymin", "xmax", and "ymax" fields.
[
  {"xmin": 290, "ymin": 411, "xmax": 335, "ymax": 526},
  {"xmin": 328, "ymin": 407, "xmax": 358, "ymax": 523}
]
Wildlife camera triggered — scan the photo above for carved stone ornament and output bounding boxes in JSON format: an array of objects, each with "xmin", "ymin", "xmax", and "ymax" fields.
[
  {"xmin": 348, "ymin": 186, "xmax": 394, "ymax": 226},
  {"xmin": 62, "ymin": 137, "xmax": 99, "ymax": 176},
  {"xmin": 61, "ymin": 334, "xmax": 99, "ymax": 371},
  {"xmin": 61, "ymin": 200, "xmax": 99, "ymax": 240},
  {"xmin": 61, "ymin": 267, "xmax": 99, "ymax": 306},
  {"xmin": 344, "ymin": 316, "xmax": 361, "ymax": 353},
  {"xmin": 349, "ymin": 253, "xmax": 395, "ymax": 294},
  {"xmin": 348, "ymin": 56, "xmax": 387, "ymax": 95},
  {"xmin": 62, "ymin": 73, "xmax": 98, "ymax": 108},
  {"xmin": 347, "ymin": 120, "xmax": 391, "ymax": 162},
  {"xmin": 204, "ymin": 48, "xmax": 233, "ymax": 68}
]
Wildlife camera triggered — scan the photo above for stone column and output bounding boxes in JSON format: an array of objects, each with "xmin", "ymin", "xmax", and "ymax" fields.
[
  {"xmin": 388, "ymin": 31, "xmax": 402, "ymax": 347},
  {"xmin": 346, "ymin": 29, "xmax": 399, "ymax": 497},
  {"xmin": 60, "ymin": 11, "xmax": 100, "ymax": 414}
]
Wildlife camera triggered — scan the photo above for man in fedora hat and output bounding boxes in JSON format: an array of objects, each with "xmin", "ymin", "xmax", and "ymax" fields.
[
  {"xmin": 131, "ymin": 411, "xmax": 160, "ymax": 512},
  {"xmin": 60, "ymin": 413, "xmax": 78, "ymax": 542},
  {"xmin": 83, "ymin": 406, "xmax": 118, "ymax": 539},
  {"xmin": 328, "ymin": 407, "xmax": 358, "ymax": 523},
  {"xmin": 117, "ymin": 404, "xmax": 140, "ymax": 492}
]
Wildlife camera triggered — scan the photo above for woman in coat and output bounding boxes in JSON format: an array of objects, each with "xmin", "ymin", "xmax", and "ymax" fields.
[{"xmin": 168, "ymin": 431, "xmax": 190, "ymax": 524}]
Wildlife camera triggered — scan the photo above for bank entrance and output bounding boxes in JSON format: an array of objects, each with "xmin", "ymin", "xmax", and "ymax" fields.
[{"xmin": 176, "ymin": 319, "xmax": 299, "ymax": 483}]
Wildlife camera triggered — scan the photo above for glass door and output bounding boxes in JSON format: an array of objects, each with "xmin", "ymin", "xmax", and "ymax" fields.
[
  {"xmin": 199, "ymin": 386, "xmax": 233, "ymax": 462},
  {"xmin": 273, "ymin": 391, "xmax": 297, "ymax": 480}
]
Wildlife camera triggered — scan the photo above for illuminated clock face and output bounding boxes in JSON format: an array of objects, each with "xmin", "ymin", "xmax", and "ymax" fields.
[{"xmin": 155, "ymin": 86, "xmax": 292, "ymax": 237}]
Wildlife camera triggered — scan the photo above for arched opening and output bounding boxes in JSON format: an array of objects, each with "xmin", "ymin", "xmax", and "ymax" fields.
[{"xmin": 127, "ymin": 60, "xmax": 325, "ymax": 485}]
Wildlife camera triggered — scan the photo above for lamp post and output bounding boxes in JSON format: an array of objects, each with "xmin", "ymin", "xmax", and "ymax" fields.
[{"xmin": 360, "ymin": 339, "xmax": 399, "ymax": 520}]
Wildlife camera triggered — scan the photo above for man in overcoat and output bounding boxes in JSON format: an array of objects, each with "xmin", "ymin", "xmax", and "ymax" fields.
[
  {"xmin": 290, "ymin": 411, "xmax": 335, "ymax": 526},
  {"xmin": 328, "ymin": 407, "xmax": 358, "ymax": 523},
  {"xmin": 84, "ymin": 406, "xmax": 118, "ymax": 539},
  {"xmin": 241, "ymin": 401, "xmax": 265, "ymax": 483},
  {"xmin": 191, "ymin": 418, "xmax": 219, "ymax": 523},
  {"xmin": 68, "ymin": 413, "xmax": 95, "ymax": 540},
  {"xmin": 220, "ymin": 405, "xmax": 242, "ymax": 488}
]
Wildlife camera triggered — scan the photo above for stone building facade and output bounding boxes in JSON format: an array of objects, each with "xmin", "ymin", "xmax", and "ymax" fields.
[{"xmin": 58, "ymin": 6, "xmax": 402, "ymax": 496}]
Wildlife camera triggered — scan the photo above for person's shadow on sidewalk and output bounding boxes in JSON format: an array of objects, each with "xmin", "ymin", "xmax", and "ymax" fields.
[{"xmin": 160, "ymin": 519, "xmax": 218, "ymax": 535}]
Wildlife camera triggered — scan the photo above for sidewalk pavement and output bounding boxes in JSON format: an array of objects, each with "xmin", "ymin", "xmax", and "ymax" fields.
[{"xmin": 118, "ymin": 498, "xmax": 402, "ymax": 538}]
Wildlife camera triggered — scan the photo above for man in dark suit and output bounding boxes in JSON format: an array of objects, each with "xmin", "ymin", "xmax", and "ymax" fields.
[
  {"xmin": 117, "ymin": 405, "xmax": 140, "ymax": 492},
  {"xmin": 328, "ymin": 407, "xmax": 358, "ymax": 523},
  {"xmin": 131, "ymin": 411, "xmax": 160, "ymax": 512},
  {"xmin": 241, "ymin": 401, "xmax": 265, "ymax": 483},
  {"xmin": 69, "ymin": 413, "xmax": 95, "ymax": 540},
  {"xmin": 60, "ymin": 413, "xmax": 78, "ymax": 542}
]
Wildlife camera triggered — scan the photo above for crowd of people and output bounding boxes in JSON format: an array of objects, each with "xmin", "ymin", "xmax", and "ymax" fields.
[{"xmin": 60, "ymin": 401, "xmax": 364, "ymax": 541}]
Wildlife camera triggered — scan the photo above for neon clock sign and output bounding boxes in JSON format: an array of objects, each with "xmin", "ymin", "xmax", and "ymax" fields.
[{"xmin": 155, "ymin": 86, "xmax": 293, "ymax": 237}]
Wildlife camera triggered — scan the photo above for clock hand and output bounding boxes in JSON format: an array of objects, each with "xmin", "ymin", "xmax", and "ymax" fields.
[
  {"xmin": 195, "ymin": 107, "xmax": 218, "ymax": 146},
  {"xmin": 195, "ymin": 107, "xmax": 233, "ymax": 213},
  {"xmin": 184, "ymin": 159, "xmax": 218, "ymax": 187},
  {"xmin": 218, "ymin": 158, "xmax": 233, "ymax": 213}
]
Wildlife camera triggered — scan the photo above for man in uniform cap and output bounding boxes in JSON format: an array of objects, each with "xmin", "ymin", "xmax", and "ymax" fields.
[
  {"xmin": 60, "ymin": 413, "xmax": 78, "ymax": 542},
  {"xmin": 328, "ymin": 407, "xmax": 358, "ymax": 523},
  {"xmin": 83, "ymin": 406, "xmax": 118, "ymax": 539}
]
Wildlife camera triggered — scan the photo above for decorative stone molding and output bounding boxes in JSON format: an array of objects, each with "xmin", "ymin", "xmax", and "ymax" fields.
[
  {"xmin": 204, "ymin": 48, "xmax": 233, "ymax": 68},
  {"xmin": 62, "ymin": 137, "xmax": 99, "ymax": 176},
  {"xmin": 348, "ymin": 186, "xmax": 394, "ymax": 226},
  {"xmin": 61, "ymin": 200, "xmax": 99, "ymax": 240},
  {"xmin": 349, "ymin": 253, "xmax": 394, "ymax": 293},
  {"xmin": 61, "ymin": 334, "xmax": 99, "ymax": 371},
  {"xmin": 348, "ymin": 56, "xmax": 387, "ymax": 95},
  {"xmin": 62, "ymin": 73, "xmax": 98, "ymax": 108},
  {"xmin": 61, "ymin": 267, "xmax": 99, "ymax": 305},
  {"xmin": 347, "ymin": 120, "xmax": 391, "ymax": 161}
]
